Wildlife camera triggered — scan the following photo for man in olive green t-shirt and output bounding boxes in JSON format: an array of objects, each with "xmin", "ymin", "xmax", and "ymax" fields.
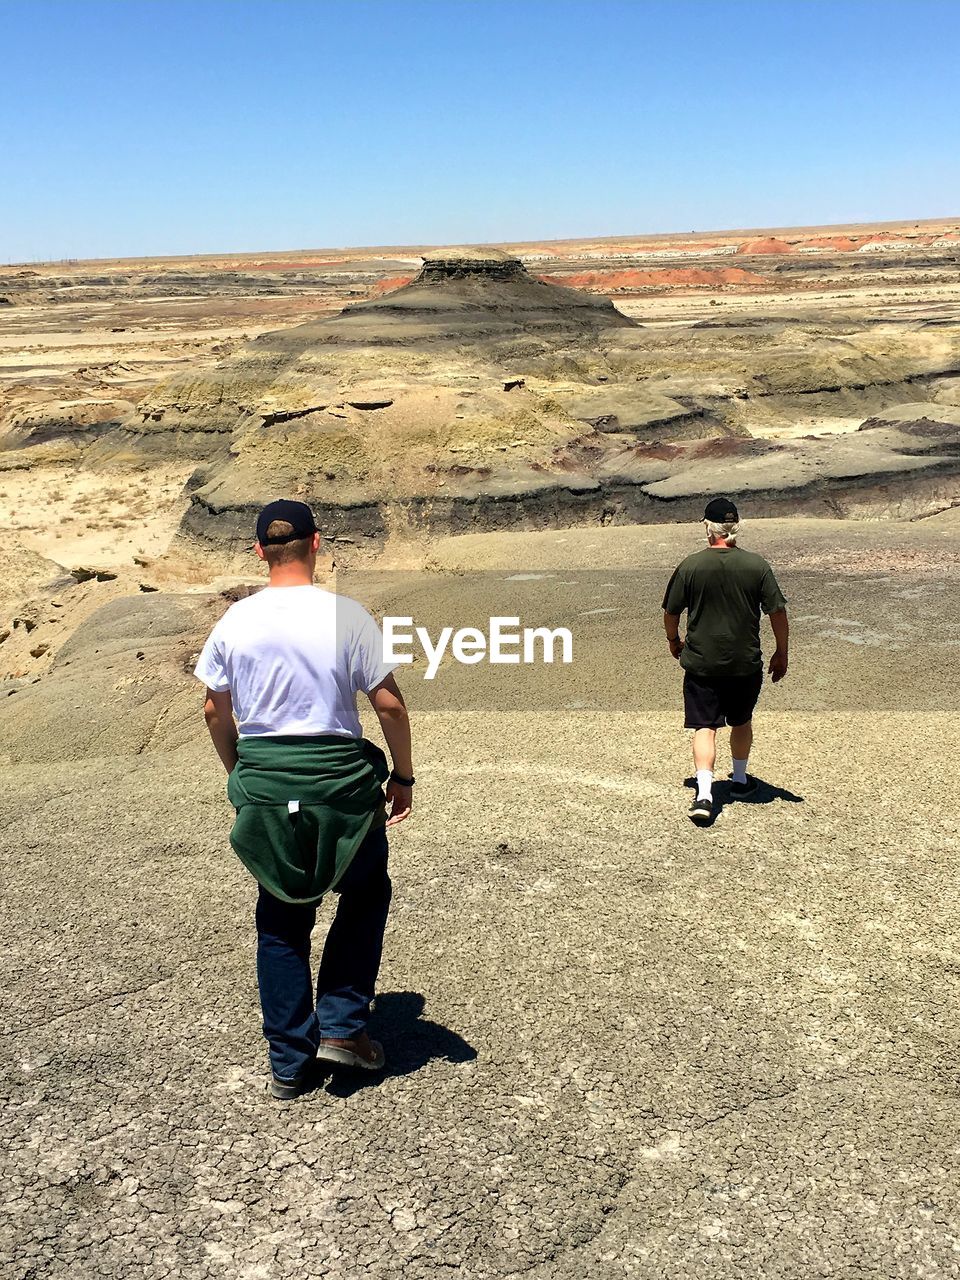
[{"xmin": 662, "ymin": 497, "xmax": 789, "ymax": 825}]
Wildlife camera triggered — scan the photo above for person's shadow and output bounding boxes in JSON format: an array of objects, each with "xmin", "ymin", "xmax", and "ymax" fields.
[
  {"xmin": 683, "ymin": 775, "xmax": 804, "ymax": 827},
  {"xmin": 318, "ymin": 991, "xmax": 477, "ymax": 1097}
]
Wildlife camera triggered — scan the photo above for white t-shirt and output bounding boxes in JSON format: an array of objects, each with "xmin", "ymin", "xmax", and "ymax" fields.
[{"xmin": 194, "ymin": 586, "xmax": 397, "ymax": 738}]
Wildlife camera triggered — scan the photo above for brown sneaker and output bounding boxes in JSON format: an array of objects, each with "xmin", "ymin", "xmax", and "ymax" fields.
[{"xmin": 316, "ymin": 1030, "xmax": 386, "ymax": 1072}]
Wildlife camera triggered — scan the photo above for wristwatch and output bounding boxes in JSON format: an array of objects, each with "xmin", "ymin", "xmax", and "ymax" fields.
[{"xmin": 390, "ymin": 770, "xmax": 416, "ymax": 786}]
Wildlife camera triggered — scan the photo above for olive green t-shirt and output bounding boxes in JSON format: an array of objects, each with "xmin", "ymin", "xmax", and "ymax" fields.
[{"xmin": 662, "ymin": 546, "xmax": 787, "ymax": 678}]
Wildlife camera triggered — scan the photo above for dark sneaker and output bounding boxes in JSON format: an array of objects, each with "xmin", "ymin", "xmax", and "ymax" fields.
[
  {"xmin": 689, "ymin": 795, "xmax": 713, "ymax": 825},
  {"xmin": 730, "ymin": 776, "xmax": 759, "ymax": 800},
  {"xmin": 270, "ymin": 1070, "xmax": 313, "ymax": 1100}
]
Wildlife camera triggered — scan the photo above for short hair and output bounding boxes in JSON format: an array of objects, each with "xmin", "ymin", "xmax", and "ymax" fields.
[
  {"xmin": 260, "ymin": 519, "xmax": 314, "ymax": 565},
  {"xmin": 705, "ymin": 519, "xmax": 739, "ymax": 545}
]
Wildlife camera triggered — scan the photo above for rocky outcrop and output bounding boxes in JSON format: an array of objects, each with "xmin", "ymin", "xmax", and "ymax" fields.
[
  {"xmin": 555, "ymin": 388, "xmax": 708, "ymax": 436},
  {"xmin": 5, "ymin": 232, "xmax": 959, "ymax": 561},
  {"xmin": 91, "ymin": 252, "xmax": 667, "ymax": 558},
  {"xmin": 126, "ymin": 254, "xmax": 958, "ymax": 558},
  {"xmin": 339, "ymin": 246, "xmax": 637, "ymax": 333},
  {"xmin": 0, "ymin": 398, "xmax": 136, "ymax": 454},
  {"xmin": 417, "ymin": 248, "xmax": 528, "ymax": 284}
]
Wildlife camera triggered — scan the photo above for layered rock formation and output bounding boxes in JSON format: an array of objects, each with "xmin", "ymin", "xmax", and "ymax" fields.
[
  {"xmin": 3, "ymin": 236, "xmax": 959, "ymax": 564},
  {"xmin": 97, "ymin": 249, "xmax": 704, "ymax": 557},
  {"xmin": 144, "ymin": 251, "xmax": 960, "ymax": 557}
]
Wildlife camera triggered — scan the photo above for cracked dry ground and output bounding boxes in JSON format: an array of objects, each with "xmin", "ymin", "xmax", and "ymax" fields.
[{"xmin": 3, "ymin": 523, "xmax": 960, "ymax": 1279}]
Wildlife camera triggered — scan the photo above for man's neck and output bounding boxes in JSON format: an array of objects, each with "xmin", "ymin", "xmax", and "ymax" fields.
[
  {"xmin": 708, "ymin": 538, "xmax": 733, "ymax": 550},
  {"xmin": 267, "ymin": 566, "xmax": 315, "ymax": 588}
]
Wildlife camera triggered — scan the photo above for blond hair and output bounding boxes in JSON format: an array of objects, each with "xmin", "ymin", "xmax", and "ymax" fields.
[{"xmin": 705, "ymin": 519, "xmax": 740, "ymax": 545}]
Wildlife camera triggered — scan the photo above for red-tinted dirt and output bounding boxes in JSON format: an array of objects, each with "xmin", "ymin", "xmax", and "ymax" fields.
[
  {"xmin": 632, "ymin": 442, "xmax": 684, "ymax": 460},
  {"xmin": 803, "ymin": 236, "xmax": 863, "ymax": 251},
  {"xmin": 370, "ymin": 274, "xmax": 415, "ymax": 295},
  {"xmin": 540, "ymin": 267, "xmax": 767, "ymax": 290},
  {"xmin": 736, "ymin": 237, "xmax": 794, "ymax": 255}
]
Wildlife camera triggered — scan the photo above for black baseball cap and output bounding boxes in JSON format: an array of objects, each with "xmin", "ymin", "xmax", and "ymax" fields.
[
  {"xmin": 703, "ymin": 496, "xmax": 739, "ymax": 523},
  {"xmin": 255, "ymin": 499, "xmax": 319, "ymax": 546}
]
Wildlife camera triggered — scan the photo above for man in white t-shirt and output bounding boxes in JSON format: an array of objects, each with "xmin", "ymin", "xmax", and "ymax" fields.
[{"xmin": 195, "ymin": 499, "xmax": 415, "ymax": 1099}]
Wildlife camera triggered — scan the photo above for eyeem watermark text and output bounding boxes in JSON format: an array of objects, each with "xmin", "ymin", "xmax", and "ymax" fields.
[{"xmin": 384, "ymin": 616, "xmax": 574, "ymax": 680}]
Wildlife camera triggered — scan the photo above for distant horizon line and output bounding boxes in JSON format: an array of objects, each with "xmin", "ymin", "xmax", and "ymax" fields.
[{"xmin": 4, "ymin": 213, "xmax": 959, "ymax": 270}]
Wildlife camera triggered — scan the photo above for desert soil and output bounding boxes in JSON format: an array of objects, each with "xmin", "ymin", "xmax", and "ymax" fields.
[{"xmin": 2, "ymin": 515, "xmax": 960, "ymax": 1278}]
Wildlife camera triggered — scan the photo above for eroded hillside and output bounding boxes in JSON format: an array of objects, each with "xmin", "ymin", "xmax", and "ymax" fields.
[{"xmin": 1, "ymin": 220, "xmax": 959, "ymax": 686}]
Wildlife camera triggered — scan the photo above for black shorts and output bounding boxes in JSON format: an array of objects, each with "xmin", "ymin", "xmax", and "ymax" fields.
[{"xmin": 683, "ymin": 670, "xmax": 763, "ymax": 730}]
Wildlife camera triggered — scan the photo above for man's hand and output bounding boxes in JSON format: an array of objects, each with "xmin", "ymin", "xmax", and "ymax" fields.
[
  {"xmin": 369, "ymin": 675, "xmax": 414, "ymax": 826},
  {"xmin": 768, "ymin": 649, "xmax": 788, "ymax": 683},
  {"xmin": 203, "ymin": 688, "xmax": 239, "ymax": 773},
  {"xmin": 768, "ymin": 609, "xmax": 789, "ymax": 682},
  {"xmin": 663, "ymin": 610, "xmax": 683, "ymax": 660},
  {"xmin": 385, "ymin": 780, "xmax": 413, "ymax": 827}
]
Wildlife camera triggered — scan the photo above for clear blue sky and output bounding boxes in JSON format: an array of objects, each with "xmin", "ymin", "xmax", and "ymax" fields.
[{"xmin": 2, "ymin": 0, "xmax": 959, "ymax": 261}]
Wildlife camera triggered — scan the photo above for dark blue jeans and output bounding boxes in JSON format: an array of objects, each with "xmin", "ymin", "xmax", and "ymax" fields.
[{"xmin": 255, "ymin": 824, "xmax": 391, "ymax": 1081}]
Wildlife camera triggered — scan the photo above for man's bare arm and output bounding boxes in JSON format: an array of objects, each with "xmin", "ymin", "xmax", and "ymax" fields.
[
  {"xmin": 368, "ymin": 672, "xmax": 413, "ymax": 827},
  {"xmin": 203, "ymin": 688, "xmax": 239, "ymax": 772},
  {"xmin": 768, "ymin": 609, "xmax": 789, "ymax": 682},
  {"xmin": 663, "ymin": 610, "xmax": 684, "ymax": 660}
]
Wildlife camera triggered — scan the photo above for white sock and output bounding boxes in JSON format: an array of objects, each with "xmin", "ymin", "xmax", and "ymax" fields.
[
  {"xmin": 732, "ymin": 757, "xmax": 749, "ymax": 784},
  {"xmin": 695, "ymin": 769, "xmax": 714, "ymax": 801}
]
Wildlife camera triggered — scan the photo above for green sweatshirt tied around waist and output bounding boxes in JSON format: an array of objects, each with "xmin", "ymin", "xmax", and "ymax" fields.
[{"xmin": 227, "ymin": 734, "xmax": 389, "ymax": 905}]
